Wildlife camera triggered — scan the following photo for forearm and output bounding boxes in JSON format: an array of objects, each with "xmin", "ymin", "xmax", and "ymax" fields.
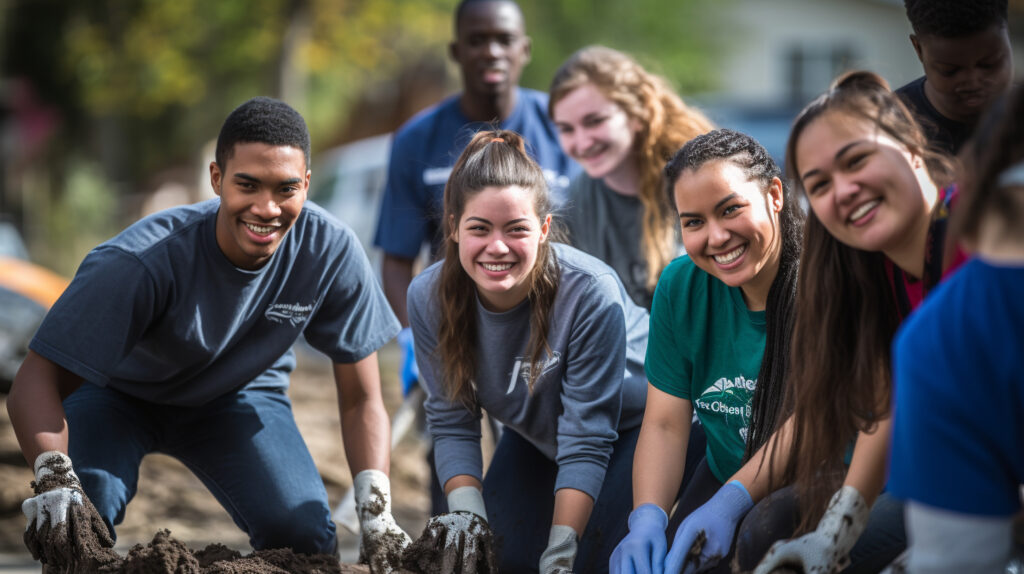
[
  {"xmin": 842, "ymin": 416, "xmax": 891, "ymax": 506},
  {"xmin": 553, "ymin": 487, "xmax": 593, "ymax": 536},
  {"xmin": 633, "ymin": 418, "xmax": 690, "ymax": 512},
  {"xmin": 8, "ymin": 351, "xmax": 78, "ymax": 466},
  {"xmin": 381, "ymin": 254, "xmax": 414, "ymax": 327},
  {"xmin": 730, "ymin": 416, "xmax": 793, "ymax": 503},
  {"xmin": 443, "ymin": 474, "xmax": 482, "ymax": 494},
  {"xmin": 335, "ymin": 355, "xmax": 391, "ymax": 474}
]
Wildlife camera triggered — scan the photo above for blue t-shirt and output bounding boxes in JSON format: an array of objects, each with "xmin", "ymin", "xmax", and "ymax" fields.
[
  {"xmin": 31, "ymin": 199, "xmax": 400, "ymax": 407},
  {"xmin": 889, "ymin": 258, "xmax": 1024, "ymax": 516},
  {"xmin": 408, "ymin": 244, "xmax": 648, "ymax": 499},
  {"xmin": 373, "ymin": 88, "xmax": 579, "ymax": 259}
]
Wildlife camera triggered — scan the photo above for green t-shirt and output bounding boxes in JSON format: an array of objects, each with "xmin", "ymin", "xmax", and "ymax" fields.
[{"xmin": 645, "ymin": 255, "xmax": 766, "ymax": 482}]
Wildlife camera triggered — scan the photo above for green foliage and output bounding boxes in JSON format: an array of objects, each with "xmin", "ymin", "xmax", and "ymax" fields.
[{"xmin": 519, "ymin": 0, "xmax": 722, "ymax": 96}]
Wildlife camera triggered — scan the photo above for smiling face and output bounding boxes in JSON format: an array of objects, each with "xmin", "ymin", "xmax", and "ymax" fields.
[
  {"xmin": 210, "ymin": 142, "xmax": 310, "ymax": 270},
  {"xmin": 912, "ymin": 25, "xmax": 1013, "ymax": 123},
  {"xmin": 452, "ymin": 185, "xmax": 550, "ymax": 312},
  {"xmin": 552, "ymin": 82, "xmax": 640, "ymax": 184},
  {"xmin": 794, "ymin": 111, "xmax": 937, "ymax": 260},
  {"xmin": 450, "ymin": 1, "xmax": 531, "ymax": 100},
  {"xmin": 674, "ymin": 159, "xmax": 783, "ymax": 310}
]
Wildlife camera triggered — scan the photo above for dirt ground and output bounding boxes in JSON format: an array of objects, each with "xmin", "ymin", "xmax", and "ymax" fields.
[{"xmin": 0, "ymin": 342, "xmax": 432, "ymax": 565}]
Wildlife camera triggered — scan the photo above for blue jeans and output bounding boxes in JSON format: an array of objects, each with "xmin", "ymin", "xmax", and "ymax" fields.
[
  {"xmin": 476, "ymin": 426, "xmax": 640, "ymax": 574},
  {"xmin": 64, "ymin": 383, "xmax": 337, "ymax": 554}
]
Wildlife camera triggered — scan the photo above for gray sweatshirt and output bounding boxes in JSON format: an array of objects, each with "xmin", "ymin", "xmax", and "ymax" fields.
[{"xmin": 408, "ymin": 243, "xmax": 648, "ymax": 499}]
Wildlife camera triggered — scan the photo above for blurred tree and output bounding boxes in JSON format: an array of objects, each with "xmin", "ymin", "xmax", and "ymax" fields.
[{"xmin": 519, "ymin": 0, "xmax": 722, "ymax": 96}]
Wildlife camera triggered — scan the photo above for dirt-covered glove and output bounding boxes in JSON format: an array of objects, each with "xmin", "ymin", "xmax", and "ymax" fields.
[
  {"xmin": 539, "ymin": 524, "xmax": 577, "ymax": 574},
  {"xmin": 355, "ymin": 469, "xmax": 412, "ymax": 573},
  {"xmin": 23, "ymin": 451, "xmax": 115, "ymax": 568},
  {"xmin": 402, "ymin": 485, "xmax": 498, "ymax": 574},
  {"xmin": 666, "ymin": 480, "xmax": 753, "ymax": 574},
  {"xmin": 754, "ymin": 486, "xmax": 870, "ymax": 574}
]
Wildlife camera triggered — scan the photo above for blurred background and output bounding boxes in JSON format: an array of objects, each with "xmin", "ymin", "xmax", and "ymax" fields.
[{"xmin": 0, "ymin": 0, "xmax": 1023, "ymax": 568}]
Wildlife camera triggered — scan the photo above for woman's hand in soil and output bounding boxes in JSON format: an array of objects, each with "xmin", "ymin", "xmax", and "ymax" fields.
[
  {"xmin": 665, "ymin": 480, "xmax": 753, "ymax": 574},
  {"xmin": 610, "ymin": 503, "xmax": 669, "ymax": 574},
  {"xmin": 22, "ymin": 451, "xmax": 114, "ymax": 567},
  {"xmin": 753, "ymin": 486, "xmax": 869, "ymax": 574},
  {"xmin": 354, "ymin": 469, "xmax": 412, "ymax": 573}
]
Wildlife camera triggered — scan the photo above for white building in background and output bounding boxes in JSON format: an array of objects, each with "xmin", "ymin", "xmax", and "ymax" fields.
[{"xmin": 711, "ymin": 0, "xmax": 919, "ymax": 108}]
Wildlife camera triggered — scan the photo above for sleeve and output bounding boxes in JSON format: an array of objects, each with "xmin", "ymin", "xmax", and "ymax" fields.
[
  {"xmin": 372, "ymin": 131, "xmax": 430, "ymax": 259},
  {"xmin": 644, "ymin": 265, "xmax": 694, "ymax": 398},
  {"xmin": 554, "ymin": 273, "xmax": 628, "ymax": 499},
  {"xmin": 29, "ymin": 247, "xmax": 159, "ymax": 385},
  {"xmin": 889, "ymin": 309, "xmax": 1021, "ymax": 516},
  {"xmin": 407, "ymin": 274, "xmax": 484, "ymax": 488},
  {"xmin": 303, "ymin": 225, "xmax": 401, "ymax": 363},
  {"xmin": 905, "ymin": 501, "xmax": 1015, "ymax": 573}
]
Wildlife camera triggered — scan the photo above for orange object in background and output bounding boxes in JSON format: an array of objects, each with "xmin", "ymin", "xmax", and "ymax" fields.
[{"xmin": 0, "ymin": 256, "xmax": 68, "ymax": 308}]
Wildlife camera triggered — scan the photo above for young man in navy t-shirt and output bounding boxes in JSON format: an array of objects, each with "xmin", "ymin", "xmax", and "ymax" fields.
[{"xmin": 9, "ymin": 97, "xmax": 410, "ymax": 572}]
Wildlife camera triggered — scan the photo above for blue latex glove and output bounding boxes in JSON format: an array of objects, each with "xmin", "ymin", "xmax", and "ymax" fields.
[
  {"xmin": 610, "ymin": 503, "xmax": 669, "ymax": 574},
  {"xmin": 665, "ymin": 480, "xmax": 753, "ymax": 574},
  {"xmin": 397, "ymin": 326, "xmax": 419, "ymax": 396}
]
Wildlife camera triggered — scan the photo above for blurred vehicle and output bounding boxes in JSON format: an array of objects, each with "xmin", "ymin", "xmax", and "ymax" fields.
[{"xmin": 0, "ymin": 221, "xmax": 69, "ymax": 392}]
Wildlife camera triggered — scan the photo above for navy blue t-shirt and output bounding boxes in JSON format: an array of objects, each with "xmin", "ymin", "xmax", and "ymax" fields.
[
  {"xmin": 889, "ymin": 258, "xmax": 1024, "ymax": 516},
  {"xmin": 31, "ymin": 199, "xmax": 400, "ymax": 407},
  {"xmin": 373, "ymin": 88, "xmax": 579, "ymax": 260}
]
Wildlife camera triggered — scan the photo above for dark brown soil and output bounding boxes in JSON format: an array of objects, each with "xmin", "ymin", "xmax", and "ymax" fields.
[{"xmin": 684, "ymin": 529, "xmax": 708, "ymax": 571}]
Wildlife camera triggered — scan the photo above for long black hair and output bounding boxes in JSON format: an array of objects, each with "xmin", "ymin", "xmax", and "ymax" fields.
[{"xmin": 664, "ymin": 128, "xmax": 803, "ymax": 459}]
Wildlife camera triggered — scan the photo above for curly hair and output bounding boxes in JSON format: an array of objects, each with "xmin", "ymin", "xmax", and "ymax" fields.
[
  {"xmin": 904, "ymin": 0, "xmax": 1007, "ymax": 37},
  {"xmin": 664, "ymin": 128, "xmax": 803, "ymax": 460},
  {"xmin": 216, "ymin": 96, "xmax": 310, "ymax": 170},
  {"xmin": 549, "ymin": 45, "xmax": 714, "ymax": 292}
]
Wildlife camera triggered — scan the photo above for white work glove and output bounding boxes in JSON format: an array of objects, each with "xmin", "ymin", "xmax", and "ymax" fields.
[
  {"xmin": 22, "ymin": 451, "xmax": 114, "ymax": 567},
  {"xmin": 539, "ymin": 524, "xmax": 578, "ymax": 574},
  {"xmin": 754, "ymin": 486, "xmax": 870, "ymax": 574},
  {"xmin": 404, "ymin": 486, "xmax": 497, "ymax": 574},
  {"xmin": 354, "ymin": 469, "xmax": 412, "ymax": 573}
]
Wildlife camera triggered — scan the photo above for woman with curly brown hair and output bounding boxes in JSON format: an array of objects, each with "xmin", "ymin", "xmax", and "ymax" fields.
[{"xmin": 549, "ymin": 45, "xmax": 714, "ymax": 309}]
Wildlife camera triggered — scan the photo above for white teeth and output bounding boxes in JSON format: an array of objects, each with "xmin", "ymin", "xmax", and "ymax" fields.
[
  {"xmin": 482, "ymin": 263, "xmax": 513, "ymax": 272},
  {"xmin": 713, "ymin": 245, "xmax": 745, "ymax": 265},
  {"xmin": 246, "ymin": 223, "xmax": 274, "ymax": 234},
  {"xmin": 849, "ymin": 200, "xmax": 880, "ymax": 222}
]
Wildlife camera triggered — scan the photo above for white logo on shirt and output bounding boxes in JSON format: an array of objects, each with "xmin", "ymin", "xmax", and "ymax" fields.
[
  {"xmin": 265, "ymin": 302, "xmax": 313, "ymax": 327},
  {"xmin": 694, "ymin": 375, "xmax": 756, "ymax": 442},
  {"xmin": 423, "ymin": 167, "xmax": 453, "ymax": 186},
  {"xmin": 507, "ymin": 352, "xmax": 562, "ymax": 394}
]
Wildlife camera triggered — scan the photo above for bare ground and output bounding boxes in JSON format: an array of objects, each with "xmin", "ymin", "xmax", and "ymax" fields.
[{"xmin": 0, "ymin": 342, "xmax": 432, "ymax": 564}]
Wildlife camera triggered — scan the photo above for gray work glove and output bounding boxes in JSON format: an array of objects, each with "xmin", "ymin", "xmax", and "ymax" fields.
[
  {"xmin": 539, "ymin": 524, "xmax": 578, "ymax": 574},
  {"xmin": 754, "ymin": 486, "xmax": 870, "ymax": 574},
  {"xmin": 355, "ymin": 469, "xmax": 412, "ymax": 573}
]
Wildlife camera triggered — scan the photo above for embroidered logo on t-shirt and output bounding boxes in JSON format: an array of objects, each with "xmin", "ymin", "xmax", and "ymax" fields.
[
  {"xmin": 265, "ymin": 302, "xmax": 314, "ymax": 326},
  {"xmin": 507, "ymin": 352, "xmax": 562, "ymax": 394}
]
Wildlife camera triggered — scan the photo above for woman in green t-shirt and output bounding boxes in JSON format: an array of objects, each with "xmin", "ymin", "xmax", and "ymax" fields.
[{"xmin": 610, "ymin": 129, "xmax": 803, "ymax": 574}]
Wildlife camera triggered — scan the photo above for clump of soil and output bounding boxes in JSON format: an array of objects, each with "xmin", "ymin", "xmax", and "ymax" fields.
[
  {"xmin": 33, "ymin": 524, "xmax": 371, "ymax": 573},
  {"xmin": 401, "ymin": 512, "xmax": 498, "ymax": 574},
  {"xmin": 684, "ymin": 529, "xmax": 708, "ymax": 571}
]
